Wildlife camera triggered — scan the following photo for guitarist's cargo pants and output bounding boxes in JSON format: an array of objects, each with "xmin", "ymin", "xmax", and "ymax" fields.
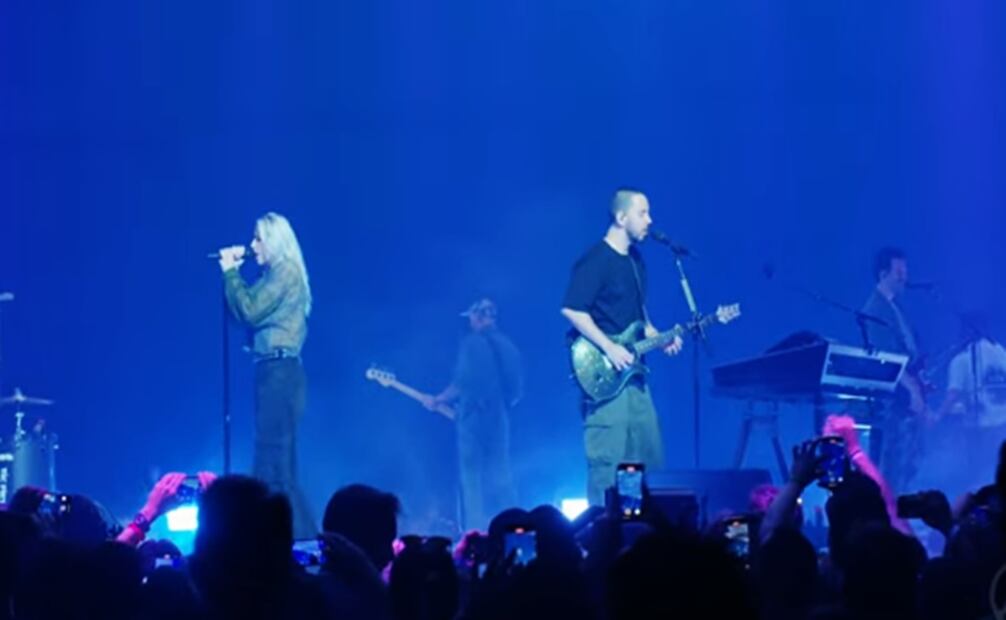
[{"xmin": 582, "ymin": 381, "xmax": 664, "ymax": 506}]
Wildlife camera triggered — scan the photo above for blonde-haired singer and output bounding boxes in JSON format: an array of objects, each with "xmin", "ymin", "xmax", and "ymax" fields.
[{"xmin": 217, "ymin": 212, "xmax": 315, "ymax": 537}]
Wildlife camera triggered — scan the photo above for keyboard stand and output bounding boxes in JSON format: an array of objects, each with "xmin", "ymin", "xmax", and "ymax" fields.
[{"xmin": 733, "ymin": 400, "xmax": 789, "ymax": 481}]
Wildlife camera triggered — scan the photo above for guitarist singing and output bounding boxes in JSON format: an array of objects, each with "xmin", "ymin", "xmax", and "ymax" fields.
[
  {"xmin": 421, "ymin": 298, "xmax": 523, "ymax": 529},
  {"xmin": 861, "ymin": 246, "xmax": 926, "ymax": 492},
  {"xmin": 561, "ymin": 188, "xmax": 683, "ymax": 506}
]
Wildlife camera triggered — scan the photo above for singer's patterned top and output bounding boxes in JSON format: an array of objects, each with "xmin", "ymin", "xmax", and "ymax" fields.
[{"xmin": 223, "ymin": 259, "xmax": 308, "ymax": 360}]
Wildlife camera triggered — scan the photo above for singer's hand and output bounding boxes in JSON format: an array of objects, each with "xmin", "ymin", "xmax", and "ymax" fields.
[{"xmin": 218, "ymin": 246, "xmax": 246, "ymax": 272}]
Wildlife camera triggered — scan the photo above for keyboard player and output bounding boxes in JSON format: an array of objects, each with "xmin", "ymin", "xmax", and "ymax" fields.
[{"xmin": 861, "ymin": 246, "xmax": 927, "ymax": 493}]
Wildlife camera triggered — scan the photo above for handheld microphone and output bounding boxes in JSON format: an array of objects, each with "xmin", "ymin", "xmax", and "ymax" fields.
[
  {"xmin": 649, "ymin": 230, "xmax": 697, "ymax": 258},
  {"xmin": 206, "ymin": 246, "xmax": 251, "ymax": 260}
]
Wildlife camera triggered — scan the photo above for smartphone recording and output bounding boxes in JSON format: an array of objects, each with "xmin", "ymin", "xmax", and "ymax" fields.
[
  {"xmin": 815, "ymin": 436, "xmax": 847, "ymax": 490},
  {"xmin": 616, "ymin": 462, "xmax": 644, "ymax": 519}
]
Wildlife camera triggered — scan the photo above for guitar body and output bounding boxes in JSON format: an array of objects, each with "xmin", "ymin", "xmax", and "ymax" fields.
[
  {"xmin": 570, "ymin": 321, "xmax": 650, "ymax": 403},
  {"xmin": 901, "ymin": 369, "xmax": 935, "ymax": 422}
]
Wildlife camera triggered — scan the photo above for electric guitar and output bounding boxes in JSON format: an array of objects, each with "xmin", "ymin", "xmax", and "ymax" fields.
[
  {"xmin": 901, "ymin": 358, "xmax": 938, "ymax": 422},
  {"xmin": 569, "ymin": 303, "xmax": 742, "ymax": 403},
  {"xmin": 365, "ymin": 367, "xmax": 456, "ymax": 420}
]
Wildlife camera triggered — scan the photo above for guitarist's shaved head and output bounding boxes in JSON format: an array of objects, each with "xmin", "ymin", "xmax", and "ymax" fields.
[{"xmin": 610, "ymin": 188, "xmax": 647, "ymax": 222}]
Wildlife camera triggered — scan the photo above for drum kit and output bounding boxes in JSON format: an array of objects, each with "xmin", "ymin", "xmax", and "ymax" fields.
[
  {"xmin": 0, "ymin": 387, "xmax": 58, "ymax": 505},
  {"xmin": 0, "ymin": 291, "xmax": 59, "ymax": 504}
]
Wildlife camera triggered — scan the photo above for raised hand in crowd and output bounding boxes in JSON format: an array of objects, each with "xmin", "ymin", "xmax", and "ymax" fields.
[
  {"xmin": 823, "ymin": 414, "xmax": 912, "ymax": 535},
  {"xmin": 760, "ymin": 440, "xmax": 823, "ymax": 544},
  {"xmin": 116, "ymin": 471, "xmax": 216, "ymax": 546}
]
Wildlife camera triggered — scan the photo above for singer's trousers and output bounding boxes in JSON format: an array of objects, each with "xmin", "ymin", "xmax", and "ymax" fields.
[{"xmin": 254, "ymin": 357, "xmax": 316, "ymax": 538}]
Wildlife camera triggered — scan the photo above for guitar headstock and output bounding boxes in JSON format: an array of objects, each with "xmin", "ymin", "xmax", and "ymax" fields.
[
  {"xmin": 365, "ymin": 366, "xmax": 397, "ymax": 387},
  {"xmin": 715, "ymin": 303, "xmax": 741, "ymax": 324}
]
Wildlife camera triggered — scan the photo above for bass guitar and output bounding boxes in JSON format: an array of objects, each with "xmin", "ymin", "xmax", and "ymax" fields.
[{"xmin": 365, "ymin": 367, "xmax": 456, "ymax": 420}]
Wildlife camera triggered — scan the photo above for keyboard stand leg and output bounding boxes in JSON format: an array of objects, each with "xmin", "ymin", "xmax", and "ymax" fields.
[
  {"xmin": 768, "ymin": 403, "xmax": 789, "ymax": 481},
  {"xmin": 734, "ymin": 401, "xmax": 789, "ymax": 483},
  {"xmin": 733, "ymin": 401, "xmax": 755, "ymax": 469}
]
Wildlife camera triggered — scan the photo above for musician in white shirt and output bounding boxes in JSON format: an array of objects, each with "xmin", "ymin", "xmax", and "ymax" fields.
[{"xmin": 937, "ymin": 313, "xmax": 1006, "ymax": 484}]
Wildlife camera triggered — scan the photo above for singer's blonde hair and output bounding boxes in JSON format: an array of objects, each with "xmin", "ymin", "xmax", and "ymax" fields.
[{"xmin": 256, "ymin": 212, "xmax": 312, "ymax": 315}]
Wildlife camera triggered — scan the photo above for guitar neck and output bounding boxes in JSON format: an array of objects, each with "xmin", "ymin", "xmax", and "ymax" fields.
[
  {"xmin": 633, "ymin": 315, "xmax": 717, "ymax": 355},
  {"xmin": 388, "ymin": 379, "xmax": 428, "ymax": 404},
  {"xmin": 385, "ymin": 378, "xmax": 456, "ymax": 420}
]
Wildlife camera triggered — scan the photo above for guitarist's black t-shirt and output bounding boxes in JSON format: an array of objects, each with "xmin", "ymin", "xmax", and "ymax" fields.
[{"xmin": 563, "ymin": 240, "xmax": 647, "ymax": 335}]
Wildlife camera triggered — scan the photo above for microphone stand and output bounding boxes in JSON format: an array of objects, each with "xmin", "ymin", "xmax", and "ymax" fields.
[
  {"xmin": 207, "ymin": 251, "xmax": 240, "ymax": 475},
  {"xmin": 658, "ymin": 247, "xmax": 707, "ymax": 468},
  {"xmin": 764, "ymin": 271, "xmax": 893, "ymax": 436},
  {"xmin": 766, "ymin": 273, "xmax": 890, "ymax": 351},
  {"xmin": 222, "ymin": 292, "xmax": 232, "ymax": 475},
  {"xmin": 677, "ymin": 254, "xmax": 707, "ymax": 468},
  {"xmin": 917, "ymin": 286, "xmax": 996, "ymax": 420},
  {"xmin": 0, "ymin": 297, "xmax": 5, "ymax": 398},
  {"xmin": 0, "ymin": 293, "xmax": 13, "ymax": 399}
]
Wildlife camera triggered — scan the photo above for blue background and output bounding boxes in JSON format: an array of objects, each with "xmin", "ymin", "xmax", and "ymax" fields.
[{"xmin": 2, "ymin": 1, "xmax": 1003, "ymax": 530}]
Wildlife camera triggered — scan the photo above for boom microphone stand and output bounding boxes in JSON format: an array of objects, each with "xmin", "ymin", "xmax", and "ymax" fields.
[
  {"xmin": 761, "ymin": 264, "xmax": 890, "ymax": 351},
  {"xmin": 222, "ymin": 292, "xmax": 232, "ymax": 475},
  {"xmin": 207, "ymin": 254, "xmax": 233, "ymax": 475},
  {"xmin": 761, "ymin": 265, "xmax": 892, "ymax": 442},
  {"xmin": 0, "ymin": 292, "xmax": 11, "ymax": 398}
]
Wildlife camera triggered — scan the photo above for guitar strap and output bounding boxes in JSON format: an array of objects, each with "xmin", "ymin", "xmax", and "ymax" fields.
[{"xmin": 628, "ymin": 251, "xmax": 650, "ymax": 326}]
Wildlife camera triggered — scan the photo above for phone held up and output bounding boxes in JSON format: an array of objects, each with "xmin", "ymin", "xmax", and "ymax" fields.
[{"xmin": 615, "ymin": 462, "xmax": 645, "ymax": 520}]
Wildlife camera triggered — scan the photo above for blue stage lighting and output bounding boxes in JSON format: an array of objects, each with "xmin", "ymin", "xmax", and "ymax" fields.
[
  {"xmin": 165, "ymin": 504, "xmax": 199, "ymax": 532},
  {"xmin": 560, "ymin": 498, "xmax": 589, "ymax": 521}
]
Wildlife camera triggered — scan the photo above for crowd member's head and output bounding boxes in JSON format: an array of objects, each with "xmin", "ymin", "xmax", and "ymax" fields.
[
  {"xmin": 136, "ymin": 539, "xmax": 184, "ymax": 577},
  {"xmin": 487, "ymin": 507, "xmax": 532, "ymax": 563},
  {"xmin": 825, "ymin": 472, "xmax": 889, "ymax": 569},
  {"xmin": 939, "ymin": 441, "xmax": 1006, "ymax": 617},
  {"xmin": 8, "ymin": 487, "xmax": 119, "ymax": 546},
  {"xmin": 190, "ymin": 475, "xmax": 300, "ymax": 617},
  {"xmin": 81, "ymin": 541, "xmax": 144, "ymax": 620},
  {"xmin": 607, "ymin": 530, "xmax": 756, "ymax": 620},
  {"xmin": 0, "ymin": 512, "xmax": 40, "ymax": 616},
  {"xmin": 322, "ymin": 484, "xmax": 400, "ymax": 571},
  {"xmin": 918, "ymin": 557, "xmax": 978, "ymax": 620},
  {"xmin": 996, "ymin": 439, "xmax": 1006, "ymax": 499},
  {"xmin": 13, "ymin": 538, "xmax": 87, "ymax": 619},
  {"xmin": 749, "ymin": 483, "xmax": 779, "ymax": 514},
  {"xmin": 389, "ymin": 536, "xmax": 458, "ymax": 620},
  {"xmin": 841, "ymin": 522, "xmax": 926, "ymax": 619},
  {"xmin": 528, "ymin": 504, "xmax": 581, "ymax": 570},
  {"xmin": 753, "ymin": 527, "xmax": 819, "ymax": 620}
]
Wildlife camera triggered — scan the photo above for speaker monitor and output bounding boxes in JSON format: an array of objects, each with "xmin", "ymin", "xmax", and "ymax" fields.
[{"xmin": 646, "ymin": 469, "xmax": 773, "ymax": 524}]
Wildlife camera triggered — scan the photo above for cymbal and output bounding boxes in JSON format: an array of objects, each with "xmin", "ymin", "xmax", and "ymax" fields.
[{"xmin": 0, "ymin": 387, "xmax": 54, "ymax": 407}]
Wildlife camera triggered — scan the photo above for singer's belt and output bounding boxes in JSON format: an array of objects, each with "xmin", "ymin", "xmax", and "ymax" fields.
[{"xmin": 254, "ymin": 348, "xmax": 300, "ymax": 364}]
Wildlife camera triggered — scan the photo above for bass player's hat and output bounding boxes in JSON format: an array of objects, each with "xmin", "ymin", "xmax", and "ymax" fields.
[{"xmin": 460, "ymin": 298, "xmax": 498, "ymax": 320}]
